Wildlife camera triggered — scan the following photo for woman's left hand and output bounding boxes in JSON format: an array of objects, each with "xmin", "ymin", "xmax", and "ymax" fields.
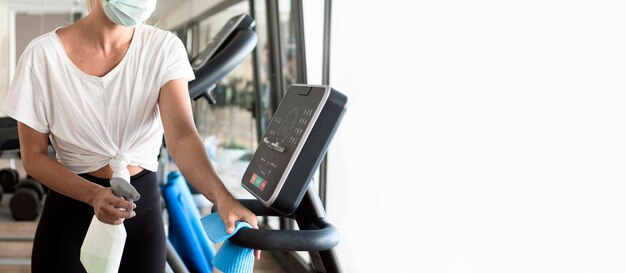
[{"xmin": 216, "ymin": 196, "xmax": 261, "ymax": 260}]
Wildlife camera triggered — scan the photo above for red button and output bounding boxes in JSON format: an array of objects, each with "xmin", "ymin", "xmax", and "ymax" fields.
[
  {"xmin": 260, "ymin": 180, "xmax": 267, "ymax": 191},
  {"xmin": 250, "ymin": 174, "xmax": 258, "ymax": 184}
]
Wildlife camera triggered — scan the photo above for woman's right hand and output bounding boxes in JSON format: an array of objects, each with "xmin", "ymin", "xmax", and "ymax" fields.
[{"xmin": 89, "ymin": 187, "xmax": 136, "ymax": 225}]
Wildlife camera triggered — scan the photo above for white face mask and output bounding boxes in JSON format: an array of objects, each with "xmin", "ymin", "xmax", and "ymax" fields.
[{"xmin": 101, "ymin": 0, "xmax": 157, "ymax": 27}]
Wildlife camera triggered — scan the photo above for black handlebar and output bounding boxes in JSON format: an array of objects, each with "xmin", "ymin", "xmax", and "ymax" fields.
[
  {"xmin": 212, "ymin": 199, "xmax": 340, "ymax": 251},
  {"xmin": 229, "ymin": 219, "xmax": 340, "ymax": 251},
  {"xmin": 188, "ymin": 28, "xmax": 258, "ymax": 101},
  {"xmin": 230, "ymin": 199, "xmax": 279, "ymax": 217}
]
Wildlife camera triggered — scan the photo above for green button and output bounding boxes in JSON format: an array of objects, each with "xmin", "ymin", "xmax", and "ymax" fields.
[{"xmin": 254, "ymin": 176, "xmax": 263, "ymax": 187}]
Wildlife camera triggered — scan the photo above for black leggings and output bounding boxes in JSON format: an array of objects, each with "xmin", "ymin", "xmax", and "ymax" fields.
[{"xmin": 31, "ymin": 170, "xmax": 166, "ymax": 273}]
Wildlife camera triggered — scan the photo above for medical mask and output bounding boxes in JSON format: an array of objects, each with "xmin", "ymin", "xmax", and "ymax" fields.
[{"xmin": 102, "ymin": 0, "xmax": 157, "ymax": 27}]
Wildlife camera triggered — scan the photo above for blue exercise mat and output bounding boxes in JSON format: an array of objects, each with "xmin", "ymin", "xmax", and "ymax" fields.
[
  {"xmin": 201, "ymin": 213, "xmax": 254, "ymax": 273},
  {"xmin": 162, "ymin": 171, "xmax": 216, "ymax": 273}
]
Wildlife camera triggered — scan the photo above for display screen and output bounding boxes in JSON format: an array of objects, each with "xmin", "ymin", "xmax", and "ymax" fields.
[{"xmin": 242, "ymin": 85, "xmax": 326, "ymax": 201}]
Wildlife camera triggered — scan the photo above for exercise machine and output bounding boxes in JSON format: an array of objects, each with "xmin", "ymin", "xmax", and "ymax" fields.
[
  {"xmin": 212, "ymin": 84, "xmax": 347, "ymax": 273},
  {"xmin": 187, "ymin": 13, "xmax": 256, "ymax": 103}
]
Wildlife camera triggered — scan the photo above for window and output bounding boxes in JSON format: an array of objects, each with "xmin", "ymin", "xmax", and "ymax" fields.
[{"xmin": 190, "ymin": 2, "xmax": 257, "ymax": 199}]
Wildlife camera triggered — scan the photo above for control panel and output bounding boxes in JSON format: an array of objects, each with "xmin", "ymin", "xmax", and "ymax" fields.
[{"xmin": 242, "ymin": 84, "xmax": 347, "ymax": 215}]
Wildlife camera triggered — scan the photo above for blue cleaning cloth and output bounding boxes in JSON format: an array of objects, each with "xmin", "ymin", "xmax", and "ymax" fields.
[{"xmin": 201, "ymin": 213, "xmax": 254, "ymax": 273}]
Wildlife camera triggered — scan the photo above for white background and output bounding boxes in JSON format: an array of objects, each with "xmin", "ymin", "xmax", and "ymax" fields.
[{"xmin": 326, "ymin": 1, "xmax": 626, "ymax": 272}]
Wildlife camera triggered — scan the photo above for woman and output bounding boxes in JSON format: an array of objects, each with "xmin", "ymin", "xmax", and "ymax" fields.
[{"xmin": 2, "ymin": 0, "xmax": 259, "ymax": 272}]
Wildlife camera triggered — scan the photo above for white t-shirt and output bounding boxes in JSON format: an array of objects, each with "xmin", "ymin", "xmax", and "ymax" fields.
[{"xmin": 2, "ymin": 24, "xmax": 195, "ymax": 175}]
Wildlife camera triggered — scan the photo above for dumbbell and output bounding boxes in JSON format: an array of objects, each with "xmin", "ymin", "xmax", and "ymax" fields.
[
  {"xmin": 0, "ymin": 168, "xmax": 19, "ymax": 193},
  {"xmin": 10, "ymin": 178, "xmax": 45, "ymax": 221},
  {"xmin": 26, "ymin": 174, "xmax": 48, "ymax": 194},
  {"xmin": 0, "ymin": 168, "xmax": 19, "ymax": 204}
]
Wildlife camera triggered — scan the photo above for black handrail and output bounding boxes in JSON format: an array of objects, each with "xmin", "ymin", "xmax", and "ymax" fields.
[
  {"xmin": 188, "ymin": 28, "xmax": 258, "ymax": 101},
  {"xmin": 229, "ymin": 219, "xmax": 340, "ymax": 251},
  {"xmin": 212, "ymin": 193, "xmax": 340, "ymax": 252}
]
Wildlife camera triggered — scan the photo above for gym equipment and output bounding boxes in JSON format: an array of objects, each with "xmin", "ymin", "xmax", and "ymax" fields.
[
  {"xmin": 10, "ymin": 178, "xmax": 45, "ymax": 221},
  {"xmin": 0, "ymin": 168, "xmax": 19, "ymax": 193},
  {"xmin": 212, "ymin": 84, "xmax": 347, "ymax": 273},
  {"xmin": 188, "ymin": 13, "xmax": 256, "ymax": 103},
  {"xmin": 166, "ymin": 239, "xmax": 190, "ymax": 273},
  {"xmin": 28, "ymin": 174, "xmax": 49, "ymax": 193},
  {"xmin": 162, "ymin": 172, "xmax": 215, "ymax": 273},
  {"xmin": 0, "ymin": 117, "xmax": 19, "ymax": 151},
  {"xmin": 242, "ymin": 84, "xmax": 347, "ymax": 215}
]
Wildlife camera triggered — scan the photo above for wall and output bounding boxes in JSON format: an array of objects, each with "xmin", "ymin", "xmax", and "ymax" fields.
[
  {"xmin": 0, "ymin": 5, "xmax": 8, "ymax": 112},
  {"xmin": 155, "ymin": 0, "xmax": 222, "ymax": 30},
  {"xmin": 0, "ymin": 1, "xmax": 85, "ymax": 116},
  {"xmin": 327, "ymin": 1, "xmax": 626, "ymax": 272},
  {"xmin": 15, "ymin": 14, "xmax": 71, "ymax": 67}
]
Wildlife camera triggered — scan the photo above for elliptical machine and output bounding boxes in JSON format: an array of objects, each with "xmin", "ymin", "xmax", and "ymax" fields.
[{"xmin": 212, "ymin": 84, "xmax": 347, "ymax": 273}]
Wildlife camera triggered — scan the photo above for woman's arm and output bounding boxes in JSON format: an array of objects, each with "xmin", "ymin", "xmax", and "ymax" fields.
[
  {"xmin": 18, "ymin": 123, "xmax": 135, "ymax": 225},
  {"xmin": 158, "ymin": 79, "xmax": 259, "ymax": 232}
]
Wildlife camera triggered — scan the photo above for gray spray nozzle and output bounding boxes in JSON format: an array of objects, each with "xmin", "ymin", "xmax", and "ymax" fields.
[{"xmin": 110, "ymin": 177, "xmax": 141, "ymax": 202}]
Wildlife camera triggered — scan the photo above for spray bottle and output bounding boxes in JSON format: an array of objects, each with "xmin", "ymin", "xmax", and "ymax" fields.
[{"xmin": 80, "ymin": 155, "xmax": 140, "ymax": 273}]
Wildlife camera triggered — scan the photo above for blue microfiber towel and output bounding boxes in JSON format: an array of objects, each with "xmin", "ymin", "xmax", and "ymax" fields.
[{"xmin": 201, "ymin": 213, "xmax": 254, "ymax": 273}]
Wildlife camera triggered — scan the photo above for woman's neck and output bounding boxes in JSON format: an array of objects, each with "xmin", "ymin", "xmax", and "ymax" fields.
[{"xmin": 77, "ymin": 7, "xmax": 135, "ymax": 52}]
